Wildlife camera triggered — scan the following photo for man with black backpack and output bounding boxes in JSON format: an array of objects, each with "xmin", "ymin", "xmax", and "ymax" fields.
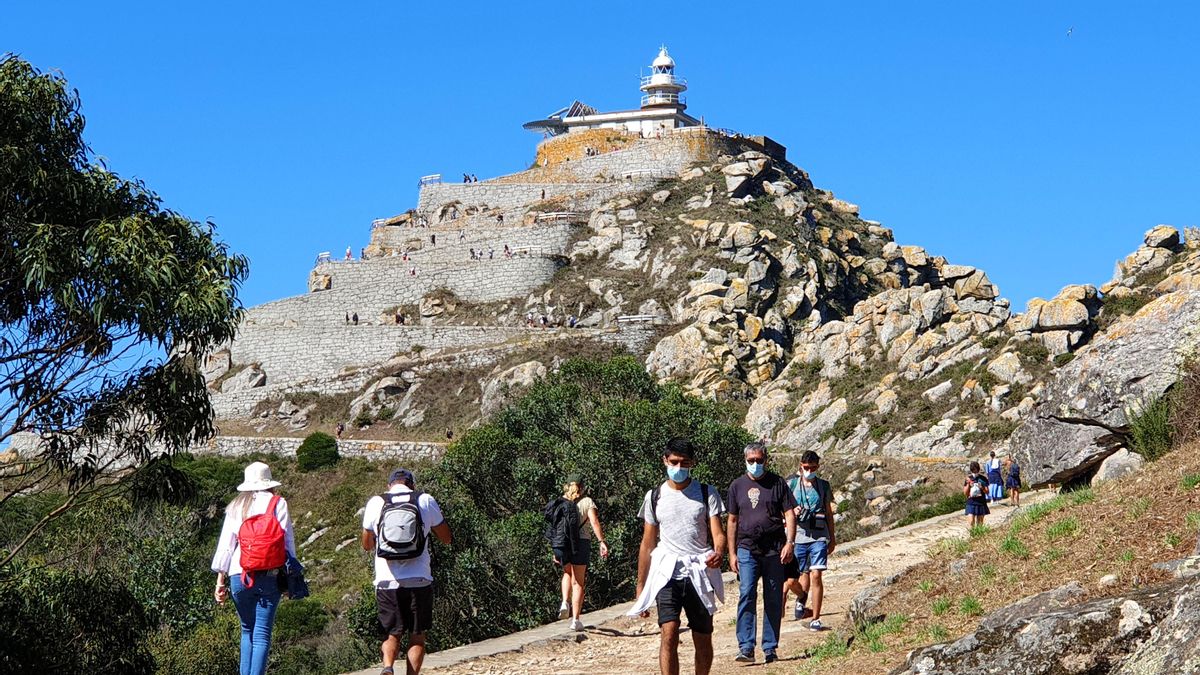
[{"xmin": 361, "ymin": 469, "xmax": 452, "ymax": 675}]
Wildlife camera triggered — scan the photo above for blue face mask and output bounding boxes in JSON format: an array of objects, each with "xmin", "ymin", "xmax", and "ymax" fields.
[
  {"xmin": 666, "ymin": 465, "xmax": 690, "ymax": 482},
  {"xmin": 746, "ymin": 461, "xmax": 765, "ymax": 478}
]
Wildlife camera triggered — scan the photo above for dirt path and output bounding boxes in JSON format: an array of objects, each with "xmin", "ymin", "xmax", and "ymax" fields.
[{"xmin": 376, "ymin": 494, "xmax": 1044, "ymax": 675}]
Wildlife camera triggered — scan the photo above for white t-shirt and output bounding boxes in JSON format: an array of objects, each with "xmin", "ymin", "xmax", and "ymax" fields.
[
  {"xmin": 638, "ymin": 480, "xmax": 725, "ymax": 578},
  {"xmin": 362, "ymin": 485, "xmax": 445, "ymax": 588},
  {"xmin": 210, "ymin": 491, "xmax": 297, "ymax": 575}
]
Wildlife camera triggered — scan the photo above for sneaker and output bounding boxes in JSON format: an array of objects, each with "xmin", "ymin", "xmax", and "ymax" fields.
[
  {"xmin": 735, "ymin": 651, "xmax": 755, "ymax": 663},
  {"xmin": 794, "ymin": 598, "xmax": 806, "ymax": 620},
  {"xmin": 764, "ymin": 652, "xmax": 778, "ymax": 664},
  {"xmin": 558, "ymin": 602, "xmax": 569, "ymax": 620},
  {"xmin": 809, "ymin": 619, "xmax": 823, "ymax": 632},
  {"xmin": 569, "ymin": 617, "xmax": 584, "ymax": 631}
]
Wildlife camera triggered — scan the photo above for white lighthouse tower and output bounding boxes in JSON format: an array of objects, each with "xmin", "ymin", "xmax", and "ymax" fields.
[{"xmin": 640, "ymin": 46, "xmax": 687, "ymax": 109}]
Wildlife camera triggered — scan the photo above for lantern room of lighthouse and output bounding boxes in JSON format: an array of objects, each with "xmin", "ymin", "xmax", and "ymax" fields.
[{"xmin": 640, "ymin": 47, "xmax": 687, "ymax": 108}]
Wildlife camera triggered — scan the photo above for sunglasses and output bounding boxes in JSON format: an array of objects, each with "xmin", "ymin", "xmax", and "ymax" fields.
[{"xmin": 746, "ymin": 458, "xmax": 766, "ymax": 465}]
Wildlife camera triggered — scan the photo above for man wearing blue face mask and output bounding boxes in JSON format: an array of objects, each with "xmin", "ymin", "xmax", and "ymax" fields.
[
  {"xmin": 630, "ymin": 437, "xmax": 727, "ymax": 675},
  {"xmin": 726, "ymin": 441, "xmax": 796, "ymax": 664}
]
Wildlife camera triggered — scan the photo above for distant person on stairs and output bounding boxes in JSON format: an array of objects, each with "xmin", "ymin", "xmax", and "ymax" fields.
[
  {"xmin": 782, "ymin": 450, "xmax": 835, "ymax": 632},
  {"xmin": 630, "ymin": 437, "xmax": 727, "ymax": 675},
  {"xmin": 544, "ymin": 475, "xmax": 610, "ymax": 631},
  {"xmin": 211, "ymin": 462, "xmax": 297, "ymax": 675},
  {"xmin": 361, "ymin": 469, "xmax": 453, "ymax": 675},
  {"xmin": 965, "ymin": 461, "xmax": 990, "ymax": 527},
  {"xmin": 727, "ymin": 441, "xmax": 796, "ymax": 664}
]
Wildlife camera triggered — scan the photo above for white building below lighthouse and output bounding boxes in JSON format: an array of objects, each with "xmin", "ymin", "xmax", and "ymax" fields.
[{"xmin": 523, "ymin": 47, "xmax": 701, "ymax": 139}]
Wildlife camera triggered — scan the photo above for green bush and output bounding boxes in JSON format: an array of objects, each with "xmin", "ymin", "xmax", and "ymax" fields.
[
  {"xmin": 1053, "ymin": 352, "xmax": 1076, "ymax": 367},
  {"xmin": 898, "ymin": 493, "xmax": 966, "ymax": 527},
  {"xmin": 1129, "ymin": 394, "xmax": 1174, "ymax": 461},
  {"xmin": 273, "ymin": 598, "xmax": 331, "ymax": 643},
  {"xmin": 296, "ymin": 432, "xmax": 340, "ymax": 472},
  {"xmin": 0, "ymin": 564, "xmax": 156, "ymax": 674},
  {"xmin": 149, "ymin": 612, "xmax": 241, "ymax": 675}
]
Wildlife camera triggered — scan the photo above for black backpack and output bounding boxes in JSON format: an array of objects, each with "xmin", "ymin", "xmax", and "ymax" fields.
[
  {"xmin": 543, "ymin": 497, "xmax": 580, "ymax": 552},
  {"xmin": 375, "ymin": 491, "xmax": 427, "ymax": 561}
]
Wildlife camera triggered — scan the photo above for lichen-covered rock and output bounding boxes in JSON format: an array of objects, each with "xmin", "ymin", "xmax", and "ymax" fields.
[
  {"xmin": 480, "ymin": 360, "xmax": 546, "ymax": 417},
  {"xmin": 1010, "ymin": 290, "xmax": 1200, "ymax": 488},
  {"xmin": 1117, "ymin": 577, "xmax": 1200, "ymax": 673},
  {"xmin": 897, "ymin": 577, "xmax": 1185, "ymax": 675}
]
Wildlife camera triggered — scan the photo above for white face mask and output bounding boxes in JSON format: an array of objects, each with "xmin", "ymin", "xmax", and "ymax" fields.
[{"xmin": 802, "ymin": 469, "xmax": 817, "ymax": 479}]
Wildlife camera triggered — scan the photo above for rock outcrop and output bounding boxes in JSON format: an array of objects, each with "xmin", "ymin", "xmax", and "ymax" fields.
[{"xmin": 896, "ymin": 577, "xmax": 1188, "ymax": 675}]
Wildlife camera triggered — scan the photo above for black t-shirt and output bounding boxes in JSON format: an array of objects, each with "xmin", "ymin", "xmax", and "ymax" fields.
[{"xmin": 726, "ymin": 472, "xmax": 798, "ymax": 555}]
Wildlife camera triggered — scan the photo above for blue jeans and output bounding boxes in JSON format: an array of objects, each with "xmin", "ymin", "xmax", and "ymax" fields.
[
  {"xmin": 735, "ymin": 547, "xmax": 785, "ymax": 655},
  {"xmin": 230, "ymin": 571, "xmax": 281, "ymax": 675}
]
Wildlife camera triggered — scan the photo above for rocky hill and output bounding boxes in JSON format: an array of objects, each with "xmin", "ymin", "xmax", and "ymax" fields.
[{"xmin": 203, "ymin": 127, "xmax": 1200, "ymax": 521}]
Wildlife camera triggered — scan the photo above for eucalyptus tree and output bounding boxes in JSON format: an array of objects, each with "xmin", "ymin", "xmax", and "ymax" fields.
[{"xmin": 0, "ymin": 55, "xmax": 248, "ymax": 566}]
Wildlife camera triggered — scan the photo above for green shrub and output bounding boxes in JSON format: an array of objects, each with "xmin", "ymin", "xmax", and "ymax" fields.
[
  {"xmin": 931, "ymin": 597, "xmax": 952, "ymax": 616},
  {"xmin": 1129, "ymin": 394, "xmax": 1174, "ymax": 460},
  {"xmin": 898, "ymin": 493, "xmax": 966, "ymax": 526},
  {"xmin": 296, "ymin": 432, "xmax": 339, "ymax": 472},
  {"xmin": 1053, "ymin": 352, "xmax": 1076, "ymax": 366},
  {"xmin": 1101, "ymin": 292, "xmax": 1152, "ymax": 322},
  {"xmin": 273, "ymin": 598, "xmax": 330, "ymax": 643},
  {"xmin": 376, "ymin": 405, "xmax": 396, "ymax": 421},
  {"xmin": 150, "ymin": 613, "xmax": 241, "ymax": 675},
  {"xmin": 0, "ymin": 564, "xmax": 156, "ymax": 674}
]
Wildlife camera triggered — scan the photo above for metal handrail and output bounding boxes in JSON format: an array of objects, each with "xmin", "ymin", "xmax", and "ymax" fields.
[
  {"xmin": 535, "ymin": 211, "xmax": 580, "ymax": 222},
  {"xmin": 640, "ymin": 75, "xmax": 687, "ymax": 88},
  {"xmin": 417, "ymin": 174, "xmax": 442, "ymax": 187}
]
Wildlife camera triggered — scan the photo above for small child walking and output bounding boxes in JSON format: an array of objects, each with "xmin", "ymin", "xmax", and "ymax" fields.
[{"xmin": 964, "ymin": 461, "xmax": 990, "ymax": 527}]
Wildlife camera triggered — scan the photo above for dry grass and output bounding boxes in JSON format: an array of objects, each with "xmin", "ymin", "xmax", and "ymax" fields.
[{"xmin": 809, "ymin": 441, "xmax": 1200, "ymax": 674}]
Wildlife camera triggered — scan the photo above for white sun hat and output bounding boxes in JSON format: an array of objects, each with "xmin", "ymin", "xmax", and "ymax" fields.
[{"xmin": 237, "ymin": 461, "xmax": 282, "ymax": 492}]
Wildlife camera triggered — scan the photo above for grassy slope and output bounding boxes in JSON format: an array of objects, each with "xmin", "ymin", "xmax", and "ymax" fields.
[{"xmin": 803, "ymin": 441, "xmax": 1200, "ymax": 674}]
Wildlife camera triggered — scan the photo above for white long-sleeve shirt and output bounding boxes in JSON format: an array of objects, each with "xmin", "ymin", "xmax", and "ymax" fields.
[
  {"xmin": 210, "ymin": 491, "xmax": 297, "ymax": 575},
  {"xmin": 629, "ymin": 547, "xmax": 724, "ymax": 617}
]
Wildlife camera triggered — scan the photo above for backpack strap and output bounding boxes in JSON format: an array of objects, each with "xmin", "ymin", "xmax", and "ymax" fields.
[{"xmin": 266, "ymin": 493, "xmax": 281, "ymax": 523}]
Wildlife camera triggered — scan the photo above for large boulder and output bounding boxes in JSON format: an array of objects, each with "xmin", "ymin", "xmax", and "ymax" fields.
[
  {"xmin": 1091, "ymin": 448, "xmax": 1146, "ymax": 487},
  {"xmin": 896, "ymin": 577, "xmax": 1187, "ymax": 675},
  {"xmin": 1009, "ymin": 290, "xmax": 1200, "ymax": 487},
  {"xmin": 220, "ymin": 364, "xmax": 266, "ymax": 393},
  {"xmin": 1117, "ymin": 576, "xmax": 1200, "ymax": 672},
  {"xmin": 479, "ymin": 360, "xmax": 547, "ymax": 417}
]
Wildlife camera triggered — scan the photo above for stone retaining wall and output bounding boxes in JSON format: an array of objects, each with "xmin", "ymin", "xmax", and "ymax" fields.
[
  {"xmin": 249, "ymin": 254, "xmax": 562, "ymax": 326},
  {"xmin": 7, "ymin": 431, "xmax": 444, "ymax": 464},
  {"xmin": 416, "ymin": 178, "xmax": 658, "ymax": 217},
  {"xmin": 228, "ymin": 325, "xmax": 530, "ymax": 386},
  {"xmin": 367, "ymin": 222, "xmax": 579, "ymax": 259},
  {"xmin": 192, "ymin": 435, "xmax": 445, "ymax": 463}
]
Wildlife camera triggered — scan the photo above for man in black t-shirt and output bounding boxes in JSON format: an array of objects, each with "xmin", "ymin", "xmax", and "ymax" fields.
[{"xmin": 726, "ymin": 442, "xmax": 796, "ymax": 664}]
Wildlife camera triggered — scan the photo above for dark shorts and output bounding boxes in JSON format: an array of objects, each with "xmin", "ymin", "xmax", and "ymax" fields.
[
  {"xmin": 553, "ymin": 538, "xmax": 591, "ymax": 567},
  {"xmin": 377, "ymin": 584, "xmax": 434, "ymax": 636},
  {"xmin": 655, "ymin": 577, "xmax": 713, "ymax": 634},
  {"xmin": 1006, "ymin": 477, "xmax": 1022, "ymax": 490}
]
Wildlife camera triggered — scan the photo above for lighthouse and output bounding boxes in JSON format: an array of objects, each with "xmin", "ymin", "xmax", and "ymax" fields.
[
  {"xmin": 523, "ymin": 46, "xmax": 701, "ymax": 138},
  {"xmin": 640, "ymin": 47, "xmax": 687, "ymax": 109}
]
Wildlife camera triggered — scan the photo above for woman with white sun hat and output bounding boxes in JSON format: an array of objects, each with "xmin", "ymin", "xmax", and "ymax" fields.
[{"xmin": 211, "ymin": 461, "xmax": 297, "ymax": 675}]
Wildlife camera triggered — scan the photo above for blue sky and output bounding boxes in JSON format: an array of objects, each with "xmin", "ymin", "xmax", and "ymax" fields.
[{"xmin": 4, "ymin": 1, "xmax": 1196, "ymax": 311}]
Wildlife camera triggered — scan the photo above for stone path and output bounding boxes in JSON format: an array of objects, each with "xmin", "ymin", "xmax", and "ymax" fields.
[{"xmin": 346, "ymin": 494, "xmax": 1046, "ymax": 675}]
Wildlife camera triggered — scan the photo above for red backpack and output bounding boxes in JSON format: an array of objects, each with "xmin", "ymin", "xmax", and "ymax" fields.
[{"xmin": 238, "ymin": 494, "xmax": 286, "ymax": 586}]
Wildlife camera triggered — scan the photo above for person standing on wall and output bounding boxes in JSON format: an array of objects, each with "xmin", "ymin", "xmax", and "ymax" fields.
[
  {"xmin": 782, "ymin": 450, "xmax": 836, "ymax": 631},
  {"xmin": 544, "ymin": 474, "xmax": 610, "ymax": 630},
  {"xmin": 630, "ymin": 438, "xmax": 727, "ymax": 675},
  {"xmin": 361, "ymin": 469, "xmax": 453, "ymax": 675},
  {"xmin": 727, "ymin": 442, "xmax": 796, "ymax": 664},
  {"xmin": 211, "ymin": 462, "xmax": 297, "ymax": 675}
]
